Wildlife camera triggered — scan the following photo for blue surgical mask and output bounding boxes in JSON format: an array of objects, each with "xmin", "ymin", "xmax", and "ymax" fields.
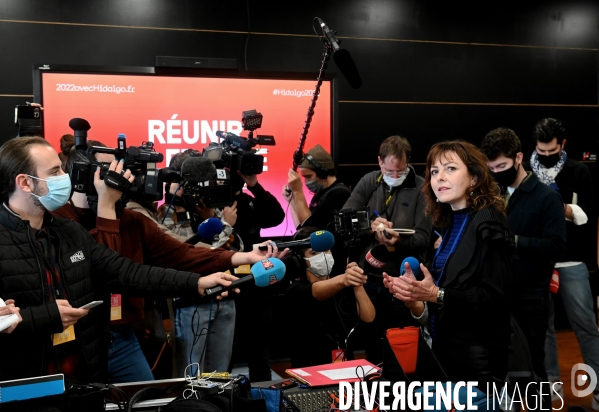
[{"xmin": 28, "ymin": 174, "xmax": 72, "ymax": 211}]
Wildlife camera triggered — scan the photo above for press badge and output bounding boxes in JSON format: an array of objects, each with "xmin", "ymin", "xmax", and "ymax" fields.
[
  {"xmin": 53, "ymin": 325, "xmax": 76, "ymax": 346},
  {"xmin": 110, "ymin": 294, "xmax": 122, "ymax": 321},
  {"xmin": 235, "ymin": 265, "xmax": 251, "ymax": 275}
]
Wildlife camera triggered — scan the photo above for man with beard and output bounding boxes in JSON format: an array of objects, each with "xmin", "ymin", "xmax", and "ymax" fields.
[
  {"xmin": 0, "ymin": 136, "xmax": 239, "ymax": 383},
  {"xmin": 481, "ymin": 128, "xmax": 565, "ymax": 406}
]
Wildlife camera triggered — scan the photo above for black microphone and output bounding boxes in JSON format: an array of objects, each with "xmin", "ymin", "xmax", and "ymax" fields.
[
  {"xmin": 258, "ymin": 230, "xmax": 335, "ymax": 252},
  {"xmin": 316, "ymin": 18, "xmax": 362, "ymax": 89},
  {"xmin": 203, "ymin": 258, "xmax": 286, "ymax": 300},
  {"xmin": 333, "ymin": 49, "xmax": 362, "ymax": 89},
  {"xmin": 181, "ymin": 157, "xmax": 216, "ymax": 183},
  {"xmin": 69, "ymin": 118, "xmax": 91, "ymax": 150},
  {"xmin": 216, "ymin": 131, "xmax": 254, "ymax": 152},
  {"xmin": 317, "ymin": 18, "xmax": 341, "ymax": 51},
  {"xmin": 363, "ymin": 244, "xmax": 389, "ymax": 275}
]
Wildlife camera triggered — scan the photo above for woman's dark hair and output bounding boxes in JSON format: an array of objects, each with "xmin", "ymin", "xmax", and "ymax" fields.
[
  {"xmin": 0, "ymin": 136, "xmax": 51, "ymax": 203},
  {"xmin": 422, "ymin": 140, "xmax": 505, "ymax": 228}
]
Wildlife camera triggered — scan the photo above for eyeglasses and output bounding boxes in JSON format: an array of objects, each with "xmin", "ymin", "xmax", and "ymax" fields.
[{"xmin": 381, "ymin": 168, "xmax": 408, "ymax": 178}]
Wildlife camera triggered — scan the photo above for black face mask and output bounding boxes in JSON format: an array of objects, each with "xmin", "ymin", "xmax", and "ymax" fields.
[
  {"xmin": 537, "ymin": 152, "xmax": 561, "ymax": 168},
  {"xmin": 492, "ymin": 162, "xmax": 519, "ymax": 187}
]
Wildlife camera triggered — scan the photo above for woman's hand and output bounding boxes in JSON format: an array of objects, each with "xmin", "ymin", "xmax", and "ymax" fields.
[{"xmin": 386, "ymin": 263, "xmax": 438, "ymax": 303}]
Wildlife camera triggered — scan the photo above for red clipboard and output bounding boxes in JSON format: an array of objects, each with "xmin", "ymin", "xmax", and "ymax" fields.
[{"xmin": 285, "ymin": 359, "xmax": 380, "ymax": 387}]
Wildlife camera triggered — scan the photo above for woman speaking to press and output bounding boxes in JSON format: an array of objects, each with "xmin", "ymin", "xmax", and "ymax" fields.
[{"xmin": 384, "ymin": 140, "xmax": 515, "ymax": 389}]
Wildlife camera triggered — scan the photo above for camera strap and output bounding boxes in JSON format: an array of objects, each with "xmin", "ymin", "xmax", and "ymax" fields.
[{"xmin": 104, "ymin": 170, "xmax": 133, "ymax": 192}]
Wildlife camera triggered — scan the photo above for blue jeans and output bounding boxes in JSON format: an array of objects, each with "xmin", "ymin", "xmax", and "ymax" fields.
[
  {"xmin": 545, "ymin": 263, "xmax": 599, "ymax": 388},
  {"xmin": 108, "ymin": 325, "xmax": 155, "ymax": 383},
  {"xmin": 175, "ymin": 299, "xmax": 235, "ymax": 377}
]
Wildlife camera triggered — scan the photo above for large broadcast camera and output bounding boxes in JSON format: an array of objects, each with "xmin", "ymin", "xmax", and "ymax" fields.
[
  {"xmin": 68, "ymin": 118, "xmax": 178, "ymax": 201},
  {"xmin": 175, "ymin": 156, "xmax": 233, "ymax": 209},
  {"xmin": 203, "ymin": 109, "xmax": 276, "ymax": 176}
]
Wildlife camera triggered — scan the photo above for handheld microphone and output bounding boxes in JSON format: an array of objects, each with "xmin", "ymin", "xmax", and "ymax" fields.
[
  {"xmin": 203, "ymin": 258, "xmax": 286, "ymax": 299},
  {"xmin": 69, "ymin": 118, "xmax": 91, "ymax": 150},
  {"xmin": 316, "ymin": 18, "xmax": 362, "ymax": 89},
  {"xmin": 363, "ymin": 244, "xmax": 389, "ymax": 274},
  {"xmin": 258, "ymin": 230, "xmax": 334, "ymax": 252},
  {"xmin": 184, "ymin": 217, "xmax": 223, "ymax": 245},
  {"xmin": 216, "ymin": 131, "xmax": 254, "ymax": 152},
  {"xmin": 400, "ymin": 257, "xmax": 421, "ymax": 280},
  {"xmin": 181, "ymin": 157, "xmax": 216, "ymax": 183}
]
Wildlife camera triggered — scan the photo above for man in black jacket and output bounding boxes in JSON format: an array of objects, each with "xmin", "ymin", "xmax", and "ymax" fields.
[
  {"xmin": 0, "ymin": 136, "xmax": 240, "ymax": 383},
  {"xmin": 531, "ymin": 118, "xmax": 599, "ymax": 406},
  {"xmin": 481, "ymin": 128, "xmax": 566, "ymax": 406}
]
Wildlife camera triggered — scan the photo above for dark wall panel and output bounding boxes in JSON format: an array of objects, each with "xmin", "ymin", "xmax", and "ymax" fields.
[{"xmin": 0, "ymin": 0, "xmax": 597, "ymax": 157}]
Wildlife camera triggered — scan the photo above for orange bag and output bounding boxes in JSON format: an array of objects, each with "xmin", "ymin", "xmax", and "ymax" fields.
[{"xmin": 386, "ymin": 326, "xmax": 420, "ymax": 374}]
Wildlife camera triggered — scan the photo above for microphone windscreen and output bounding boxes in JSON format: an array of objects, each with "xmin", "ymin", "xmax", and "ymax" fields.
[
  {"xmin": 365, "ymin": 244, "xmax": 389, "ymax": 269},
  {"xmin": 333, "ymin": 49, "xmax": 362, "ymax": 89},
  {"xmin": 400, "ymin": 257, "xmax": 421, "ymax": 277},
  {"xmin": 197, "ymin": 217, "xmax": 223, "ymax": 240},
  {"xmin": 181, "ymin": 157, "xmax": 216, "ymax": 183},
  {"xmin": 309, "ymin": 230, "xmax": 335, "ymax": 252},
  {"xmin": 251, "ymin": 258, "xmax": 286, "ymax": 288},
  {"xmin": 69, "ymin": 118, "xmax": 91, "ymax": 132}
]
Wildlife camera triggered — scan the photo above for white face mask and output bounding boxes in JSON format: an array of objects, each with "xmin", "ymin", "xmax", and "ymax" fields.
[
  {"xmin": 305, "ymin": 252, "xmax": 335, "ymax": 278},
  {"xmin": 383, "ymin": 169, "xmax": 409, "ymax": 188}
]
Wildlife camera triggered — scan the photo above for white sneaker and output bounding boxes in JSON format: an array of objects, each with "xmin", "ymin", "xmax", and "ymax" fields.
[
  {"xmin": 551, "ymin": 382, "xmax": 564, "ymax": 402},
  {"xmin": 592, "ymin": 391, "xmax": 599, "ymax": 412}
]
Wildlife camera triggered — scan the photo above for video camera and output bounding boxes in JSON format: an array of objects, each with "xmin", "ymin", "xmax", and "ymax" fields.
[
  {"xmin": 68, "ymin": 118, "xmax": 179, "ymax": 201},
  {"xmin": 176, "ymin": 157, "xmax": 233, "ymax": 209},
  {"xmin": 333, "ymin": 207, "xmax": 371, "ymax": 245},
  {"xmin": 203, "ymin": 109, "xmax": 276, "ymax": 176}
]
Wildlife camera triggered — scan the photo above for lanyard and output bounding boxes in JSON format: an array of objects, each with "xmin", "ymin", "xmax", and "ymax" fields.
[{"xmin": 432, "ymin": 214, "xmax": 470, "ymax": 286}]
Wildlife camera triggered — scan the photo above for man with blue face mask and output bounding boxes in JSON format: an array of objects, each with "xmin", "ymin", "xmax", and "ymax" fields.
[
  {"xmin": 343, "ymin": 135, "xmax": 432, "ymax": 365},
  {"xmin": 285, "ymin": 227, "xmax": 375, "ymax": 368},
  {"xmin": 0, "ymin": 136, "xmax": 242, "ymax": 384}
]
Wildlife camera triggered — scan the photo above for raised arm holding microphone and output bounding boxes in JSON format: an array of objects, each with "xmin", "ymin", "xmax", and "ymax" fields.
[
  {"xmin": 52, "ymin": 139, "xmax": 288, "ymax": 383},
  {"xmin": 383, "ymin": 141, "xmax": 515, "ymax": 393},
  {"xmin": 0, "ymin": 137, "xmax": 245, "ymax": 384}
]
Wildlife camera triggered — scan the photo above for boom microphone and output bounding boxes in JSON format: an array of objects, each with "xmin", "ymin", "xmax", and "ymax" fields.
[
  {"xmin": 363, "ymin": 244, "xmax": 389, "ymax": 275},
  {"xmin": 216, "ymin": 131, "xmax": 254, "ymax": 151},
  {"xmin": 203, "ymin": 258, "xmax": 286, "ymax": 299},
  {"xmin": 258, "ymin": 230, "xmax": 334, "ymax": 252},
  {"xmin": 400, "ymin": 257, "xmax": 422, "ymax": 280},
  {"xmin": 69, "ymin": 118, "xmax": 91, "ymax": 150},
  {"xmin": 184, "ymin": 217, "xmax": 223, "ymax": 245},
  {"xmin": 181, "ymin": 157, "xmax": 216, "ymax": 183},
  {"xmin": 316, "ymin": 18, "xmax": 362, "ymax": 89}
]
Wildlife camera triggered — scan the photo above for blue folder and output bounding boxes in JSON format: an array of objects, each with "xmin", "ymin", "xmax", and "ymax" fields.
[{"xmin": 0, "ymin": 374, "xmax": 65, "ymax": 403}]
